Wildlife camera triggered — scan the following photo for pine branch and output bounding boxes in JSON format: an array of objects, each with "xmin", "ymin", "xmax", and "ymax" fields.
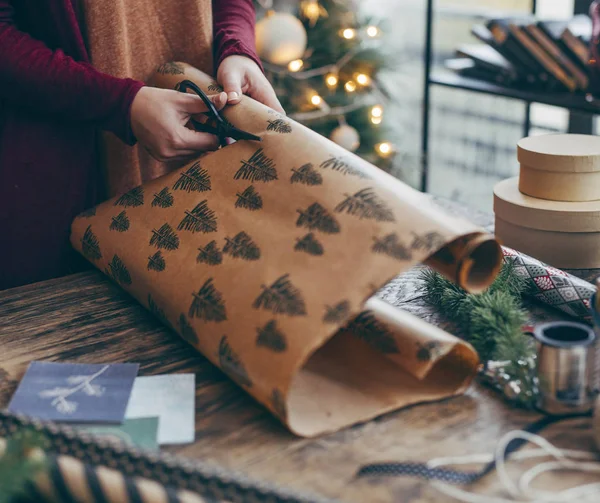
[
  {"xmin": 253, "ymin": 274, "xmax": 307, "ymax": 316},
  {"xmin": 410, "ymin": 231, "xmax": 446, "ymax": 253},
  {"xmin": 173, "ymin": 163, "xmax": 211, "ymax": 193},
  {"xmin": 105, "ymin": 255, "xmax": 132, "ymax": 286},
  {"xmin": 320, "ymin": 156, "xmax": 369, "ymax": 179},
  {"xmin": 235, "ymin": 148, "xmax": 278, "ymax": 182},
  {"xmin": 235, "ymin": 185, "xmax": 263, "ymax": 211},
  {"xmin": 156, "ymin": 62, "xmax": 184, "ymax": 75},
  {"xmin": 196, "ymin": 240, "xmax": 223, "ymax": 265},
  {"xmin": 115, "ymin": 186, "xmax": 144, "ymax": 208},
  {"xmin": 109, "ymin": 211, "xmax": 130, "ymax": 232},
  {"xmin": 323, "ymin": 300, "xmax": 351, "ymax": 324},
  {"xmin": 148, "ymin": 294, "xmax": 168, "ymax": 325},
  {"xmin": 256, "ymin": 320, "xmax": 287, "ymax": 352},
  {"xmin": 335, "ymin": 188, "xmax": 395, "ymax": 222},
  {"xmin": 290, "ymin": 163, "xmax": 323, "ymax": 186},
  {"xmin": 147, "ymin": 251, "xmax": 166, "ymax": 272},
  {"xmin": 267, "ymin": 119, "xmax": 292, "ymax": 134},
  {"xmin": 150, "ymin": 223, "xmax": 180, "ymax": 250},
  {"xmin": 219, "ymin": 336, "xmax": 252, "ymax": 387},
  {"xmin": 152, "ymin": 187, "xmax": 174, "ymax": 208},
  {"xmin": 178, "ymin": 314, "xmax": 199, "ymax": 345},
  {"xmin": 223, "ymin": 231, "xmax": 261, "ymax": 261},
  {"xmin": 372, "ymin": 233, "xmax": 412, "ymax": 261},
  {"xmin": 207, "ymin": 81, "xmax": 223, "ymax": 92},
  {"xmin": 345, "ymin": 311, "xmax": 400, "ymax": 354},
  {"xmin": 178, "ymin": 200, "xmax": 217, "ymax": 233},
  {"xmin": 81, "ymin": 226, "xmax": 102, "ymax": 261},
  {"xmin": 295, "ymin": 233, "xmax": 324, "ymax": 256},
  {"xmin": 77, "ymin": 206, "xmax": 96, "ymax": 218},
  {"xmin": 296, "ymin": 202, "xmax": 341, "ymax": 234},
  {"xmin": 189, "ymin": 278, "xmax": 227, "ymax": 322}
]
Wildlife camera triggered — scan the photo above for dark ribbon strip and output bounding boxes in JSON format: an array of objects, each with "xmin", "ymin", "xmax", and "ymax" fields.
[{"xmin": 356, "ymin": 413, "xmax": 591, "ymax": 485}]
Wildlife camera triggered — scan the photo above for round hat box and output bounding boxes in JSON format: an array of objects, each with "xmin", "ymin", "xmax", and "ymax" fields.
[
  {"xmin": 518, "ymin": 134, "xmax": 600, "ymax": 202},
  {"xmin": 494, "ymin": 177, "xmax": 600, "ymax": 269}
]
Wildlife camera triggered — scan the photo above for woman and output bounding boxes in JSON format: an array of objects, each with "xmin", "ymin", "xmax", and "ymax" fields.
[{"xmin": 0, "ymin": 0, "xmax": 283, "ymax": 290}]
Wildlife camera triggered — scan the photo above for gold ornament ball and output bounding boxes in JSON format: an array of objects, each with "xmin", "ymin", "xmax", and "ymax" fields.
[
  {"xmin": 256, "ymin": 12, "xmax": 308, "ymax": 66},
  {"xmin": 330, "ymin": 124, "xmax": 360, "ymax": 152}
]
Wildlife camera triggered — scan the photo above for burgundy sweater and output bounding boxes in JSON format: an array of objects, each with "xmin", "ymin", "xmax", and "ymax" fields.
[{"xmin": 0, "ymin": 0, "xmax": 260, "ymax": 290}]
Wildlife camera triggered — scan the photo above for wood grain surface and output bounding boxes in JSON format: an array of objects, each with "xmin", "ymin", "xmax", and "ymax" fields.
[{"xmin": 1, "ymin": 200, "xmax": 597, "ymax": 503}]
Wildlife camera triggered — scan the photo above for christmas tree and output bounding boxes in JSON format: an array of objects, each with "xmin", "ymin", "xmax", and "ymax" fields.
[{"xmin": 254, "ymin": 0, "xmax": 395, "ymax": 170}]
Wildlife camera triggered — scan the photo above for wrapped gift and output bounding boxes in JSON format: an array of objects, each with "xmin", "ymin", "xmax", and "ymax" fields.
[{"xmin": 70, "ymin": 63, "xmax": 502, "ymax": 437}]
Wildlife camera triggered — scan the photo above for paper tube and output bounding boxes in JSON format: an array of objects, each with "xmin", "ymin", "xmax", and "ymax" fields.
[{"xmin": 70, "ymin": 62, "xmax": 501, "ymax": 437}]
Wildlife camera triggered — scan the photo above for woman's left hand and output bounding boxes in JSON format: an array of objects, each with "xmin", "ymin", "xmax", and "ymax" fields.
[{"xmin": 217, "ymin": 55, "xmax": 285, "ymax": 114}]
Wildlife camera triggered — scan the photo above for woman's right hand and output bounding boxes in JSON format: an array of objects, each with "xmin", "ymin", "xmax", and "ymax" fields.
[{"xmin": 130, "ymin": 86, "xmax": 227, "ymax": 162}]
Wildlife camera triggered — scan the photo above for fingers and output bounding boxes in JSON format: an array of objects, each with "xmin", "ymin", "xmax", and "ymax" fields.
[
  {"xmin": 248, "ymin": 74, "xmax": 285, "ymax": 114},
  {"xmin": 176, "ymin": 91, "xmax": 228, "ymax": 114},
  {"xmin": 176, "ymin": 127, "xmax": 220, "ymax": 152},
  {"xmin": 218, "ymin": 67, "xmax": 244, "ymax": 105}
]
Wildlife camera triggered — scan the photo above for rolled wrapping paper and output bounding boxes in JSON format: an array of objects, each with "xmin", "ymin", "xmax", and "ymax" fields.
[
  {"xmin": 502, "ymin": 246, "xmax": 596, "ymax": 323},
  {"xmin": 71, "ymin": 62, "xmax": 501, "ymax": 437}
]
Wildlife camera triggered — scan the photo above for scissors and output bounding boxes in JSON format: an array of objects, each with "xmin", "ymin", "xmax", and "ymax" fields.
[{"xmin": 175, "ymin": 79, "xmax": 261, "ymax": 147}]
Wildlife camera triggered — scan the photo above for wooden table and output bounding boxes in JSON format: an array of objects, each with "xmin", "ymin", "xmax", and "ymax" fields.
[{"xmin": 0, "ymin": 203, "xmax": 596, "ymax": 503}]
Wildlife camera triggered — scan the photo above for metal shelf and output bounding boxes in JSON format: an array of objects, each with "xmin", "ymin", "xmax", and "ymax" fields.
[{"xmin": 430, "ymin": 72, "xmax": 600, "ymax": 115}]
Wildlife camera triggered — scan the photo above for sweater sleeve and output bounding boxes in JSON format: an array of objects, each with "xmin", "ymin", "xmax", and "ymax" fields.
[
  {"xmin": 0, "ymin": 1, "xmax": 144, "ymax": 144},
  {"xmin": 212, "ymin": 0, "xmax": 263, "ymax": 72}
]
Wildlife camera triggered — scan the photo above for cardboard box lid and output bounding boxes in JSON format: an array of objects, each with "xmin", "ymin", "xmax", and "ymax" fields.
[
  {"xmin": 517, "ymin": 134, "xmax": 600, "ymax": 173},
  {"xmin": 494, "ymin": 177, "xmax": 600, "ymax": 232}
]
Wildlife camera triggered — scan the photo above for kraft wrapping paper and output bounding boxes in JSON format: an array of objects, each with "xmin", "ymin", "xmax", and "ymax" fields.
[{"xmin": 70, "ymin": 63, "xmax": 502, "ymax": 437}]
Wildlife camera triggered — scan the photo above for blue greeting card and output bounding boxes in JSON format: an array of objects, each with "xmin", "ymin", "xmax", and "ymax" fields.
[{"xmin": 8, "ymin": 361, "xmax": 139, "ymax": 423}]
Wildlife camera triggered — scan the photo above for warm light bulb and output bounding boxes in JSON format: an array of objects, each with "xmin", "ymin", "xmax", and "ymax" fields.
[
  {"xmin": 371, "ymin": 117, "xmax": 382, "ymax": 125},
  {"xmin": 371, "ymin": 105, "xmax": 383, "ymax": 118},
  {"xmin": 304, "ymin": 1, "xmax": 320, "ymax": 17},
  {"xmin": 311, "ymin": 94, "xmax": 323, "ymax": 106},
  {"xmin": 356, "ymin": 73, "xmax": 370, "ymax": 86},
  {"xmin": 344, "ymin": 80, "xmax": 357, "ymax": 92},
  {"xmin": 376, "ymin": 142, "xmax": 393, "ymax": 157},
  {"xmin": 342, "ymin": 28, "xmax": 356, "ymax": 40},
  {"xmin": 367, "ymin": 25, "xmax": 380, "ymax": 38},
  {"xmin": 288, "ymin": 59, "xmax": 304, "ymax": 72},
  {"xmin": 325, "ymin": 73, "xmax": 338, "ymax": 88}
]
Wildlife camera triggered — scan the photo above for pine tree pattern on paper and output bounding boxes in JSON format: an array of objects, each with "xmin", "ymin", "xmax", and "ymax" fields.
[
  {"xmin": 115, "ymin": 186, "xmax": 144, "ymax": 208},
  {"xmin": 207, "ymin": 81, "xmax": 224, "ymax": 92},
  {"xmin": 256, "ymin": 320, "xmax": 287, "ymax": 352},
  {"xmin": 345, "ymin": 311, "xmax": 399, "ymax": 354},
  {"xmin": 189, "ymin": 278, "xmax": 227, "ymax": 322},
  {"xmin": 147, "ymin": 251, "xmax": 166, "ymax": 272},
  {"xmin": 267, "ymin": 119, "xmax": 292, "ymax": 134},
  {"xmin": 81, "ymin": 226, "xmax": 102, "ymax": 261},
  {"xmin": 323, "ymin": 300, "xmax": 351, "ymax": 324},
  {"xmin": 150, "ymin": 223, "xmax": 180, "ymax": 251},
  {"xmin": 416, "ymin": 341, "xmax": 442, "ymax": 362},
  {"xmin": 109, "ymin": 211, "xmax": 130, "ymax": 232},
  {"xmin": 218, "ymin": 336, "xmax": 252, "ymax": 388},
  {"xmin": 173, "ymin": 163, "xmax": 211, "ymax": 193},
  {"xmin": 296, "ymin": 203, "xmax": 340, "ymax": 234},
  {"xmin": 335, "ymin": 188, "xmax": 395, "ymax": 222},
  {"xmin": 253, "ymin": 274, "xmax": 307, "ymax": 316},
  {"xmin": 156, "ymin": 62, "xmax": 185, "ymax": 75},
  {"xmin": 270, "ymin": 388, "xmax": 287, "ymax": 420},
  {"xmin": 290, "ymin": 163, "xmax": 323, "ymax": 186},
  {"xmin": 178, "ymin": 200, "xmax": 217, "ymax": 233},
  {"xmin": 223, "ymin": 232, "xmax": 261, "ymax": 261},
  {"xmin": 235, "ymin": 185, "xmax": 263, "ymax": 211},
  {"xmin": 372, "ymin": 233, "xmax": 412, "ymax": 261},
  {"xmin": 77, "ymin": 206, "xmax": 97, "ymax": 218},
  {"xmin": 410, "ymin": 231, "xmax": 446, "ymax": 252},
  {"xmin": 196, "ymin": 240, "xmax": 223, "ymax": 266},
  {"xmin": 178, "ymin": 314, "xmax": 199, "ymax": 346},
  {"xmin": 234, "ymin": 148, "xmax": 278, "ymax": 182},
  {"xmin": 294, "ymin": 233, "xmax": 324, "ymax": 256},
  {"xmin": 105, "ymin": 255, "xmax": 132, "ymax": 286},
  {"xmin": 320, "ymin": 156, "xmax": 368, "ymax": 179},
  {"xmin": 148, "ymin": 294, "xmax": 169, "ymax": 325},
  {"xmin": 152, "ymin": 187, "xmax": 174, "ymax": 208}
]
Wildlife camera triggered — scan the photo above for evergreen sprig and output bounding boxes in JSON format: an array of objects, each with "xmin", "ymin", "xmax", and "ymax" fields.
[{"xmin": 420, "ymin": 259, "xmax": 537, "ymax": 407}]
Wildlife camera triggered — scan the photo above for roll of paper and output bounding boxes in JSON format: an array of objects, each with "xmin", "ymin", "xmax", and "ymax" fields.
[{"xmin": 71, "ymin": 63, "xmax": 502, "ymax": 437}]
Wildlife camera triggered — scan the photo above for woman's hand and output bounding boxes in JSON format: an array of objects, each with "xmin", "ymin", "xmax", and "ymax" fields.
[
  {"xmin": 217, "ymin": 55, "xmax": 284, "ymax": 114},
  {"xmin": 130, "ymin": 87, "xmax": 227, "ymax": 162}
]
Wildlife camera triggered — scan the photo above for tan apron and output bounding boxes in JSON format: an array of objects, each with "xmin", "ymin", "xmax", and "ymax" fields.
[{"xmin": 79, "ymin": 0, "xmax": 214, "ymax": 197}]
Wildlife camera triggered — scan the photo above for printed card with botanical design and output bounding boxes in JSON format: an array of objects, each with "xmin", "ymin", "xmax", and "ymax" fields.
[{"xmin": 70, "ymin": 63, "xmax": 502, "ymax": 437}]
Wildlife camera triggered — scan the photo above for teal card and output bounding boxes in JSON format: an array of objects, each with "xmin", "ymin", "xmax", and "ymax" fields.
[{"xmin": 77, "ymin": 417, "xmax": 159, "ymax": 450}]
